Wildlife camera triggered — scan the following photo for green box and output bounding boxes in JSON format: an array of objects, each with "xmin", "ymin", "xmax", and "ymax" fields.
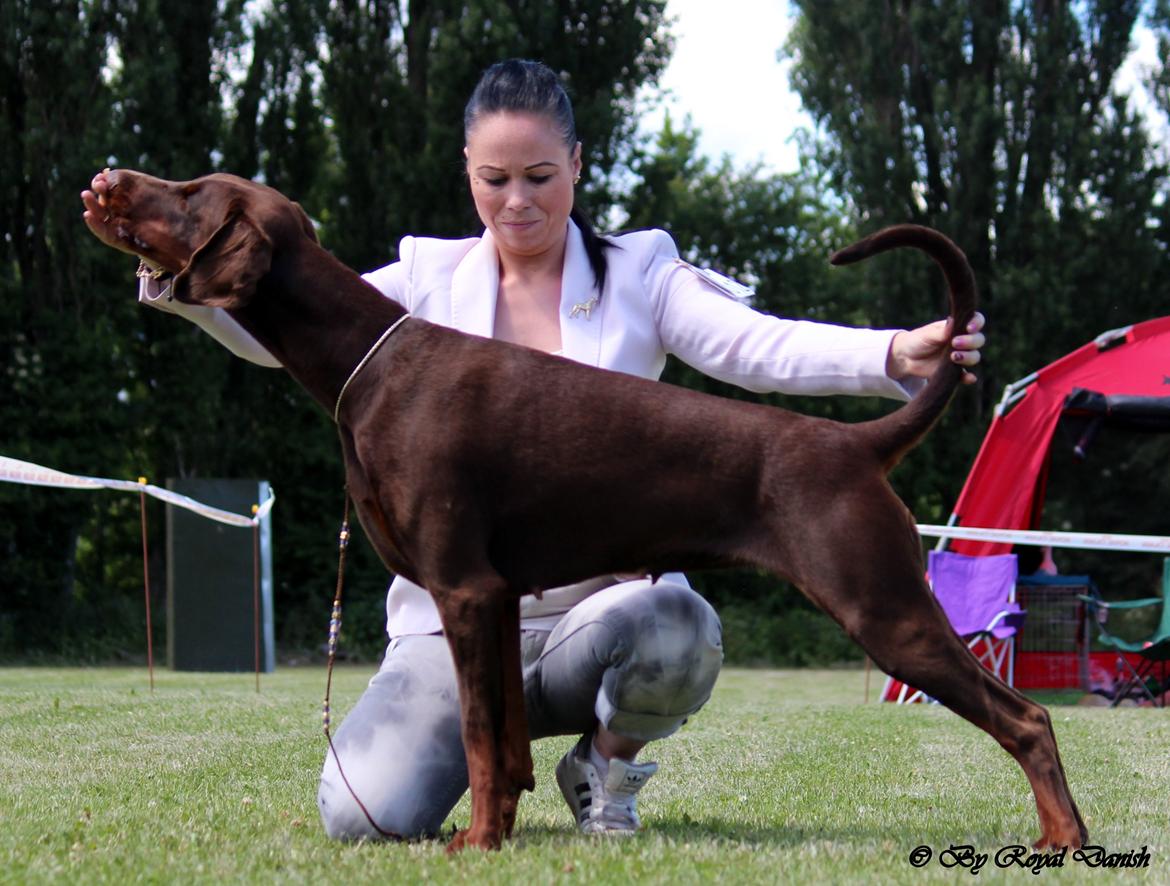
[{"xmin": 166, "ymin": 478, "xmax": 274, "ymax": 672}]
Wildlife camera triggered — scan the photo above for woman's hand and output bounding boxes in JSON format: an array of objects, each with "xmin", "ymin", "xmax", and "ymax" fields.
[
  {"xmin": 80, "ymin": 169, "xmax": 136, "ymax": 255},
  {"xmin": 887, "ymin": 311, "xmax": 985, "ymax": 385}
]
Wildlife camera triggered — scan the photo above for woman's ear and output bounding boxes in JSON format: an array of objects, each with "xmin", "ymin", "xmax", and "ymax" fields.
[{"xmin": 572, "ymin": 141, "xmax": 582, "ymax": 179}]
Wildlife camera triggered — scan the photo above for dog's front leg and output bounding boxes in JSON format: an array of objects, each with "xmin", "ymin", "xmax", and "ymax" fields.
[
  {"xmin": 436, "ymin": 587, "xmax": 533, "ymax": 852},
  {"xmin": 494, "ymin": 594, "xmax": 532, "ymax": 840}
]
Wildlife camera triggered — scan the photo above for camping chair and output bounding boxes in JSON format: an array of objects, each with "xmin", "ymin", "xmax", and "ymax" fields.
[
  {"xmin": 1078, "ymin": 557, "xmax": 1170, "ymax": 707},
  {"xmin": 882, "ymin": 551, "xmax": 1025, "ymax": 703}
]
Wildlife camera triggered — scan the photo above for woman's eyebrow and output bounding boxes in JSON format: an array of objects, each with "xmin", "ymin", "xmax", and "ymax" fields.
[{"xmin": 474, "ymin": 160, "xmax": 560, "ymax": 176}]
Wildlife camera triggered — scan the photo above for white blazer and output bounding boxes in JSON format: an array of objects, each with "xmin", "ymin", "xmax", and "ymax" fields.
[{"xmin": 142, "ymin": 221, "xmax": 919, "ymax": 637}]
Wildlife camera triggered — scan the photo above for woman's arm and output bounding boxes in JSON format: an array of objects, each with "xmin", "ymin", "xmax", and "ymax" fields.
[
  {"xmin": 650, "ymin": 256, "xmax": 983, "ymax": 399},
  {"xmin": 650, "ymin": 260, "xmax": 917, "ymax": 399},
  {"xmin": 132, "ymin": 251, "xmax": 413, "ymax": 368},
  {"xmin": 137, "ymin": 275, "xmax": 283, "ymax": 368}
]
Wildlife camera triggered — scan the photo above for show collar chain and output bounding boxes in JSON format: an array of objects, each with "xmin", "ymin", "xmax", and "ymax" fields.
[{"xmin": 332, "ymin": 314, "xmax": 411, "ymax": 423}]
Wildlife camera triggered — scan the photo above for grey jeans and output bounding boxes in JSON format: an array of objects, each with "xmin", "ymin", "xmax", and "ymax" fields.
[{"xmin": 317, "ymin": 579, "xmax": 723, "ymax": 840}]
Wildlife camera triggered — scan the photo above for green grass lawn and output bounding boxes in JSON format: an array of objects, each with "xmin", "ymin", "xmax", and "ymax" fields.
[{"xmin": 1, "ymin": 666, "xmax": 1167, "ymax": 885}]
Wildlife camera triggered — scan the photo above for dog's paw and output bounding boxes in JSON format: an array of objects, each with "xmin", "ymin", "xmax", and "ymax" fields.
[
  {"xmin": 1032, "ymin": 824, "xmax": 1086, "ymax": 851},
  {"xmin": 446, "ymin": 826, "xmax": 502, "ymax": 853}
]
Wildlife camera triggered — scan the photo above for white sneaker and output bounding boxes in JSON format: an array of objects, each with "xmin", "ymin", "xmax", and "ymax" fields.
[{"xmin": 555, "ymin": 734, "xmax": 658, "ymax": 835}]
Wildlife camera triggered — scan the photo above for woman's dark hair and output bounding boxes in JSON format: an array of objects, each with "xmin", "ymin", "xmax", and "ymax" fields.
[{"xmin": 464, "ymin": 59, "xmax": 612, "ymax": 292}]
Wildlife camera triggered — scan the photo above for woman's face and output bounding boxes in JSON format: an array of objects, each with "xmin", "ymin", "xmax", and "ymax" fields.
[{"xmin": 465, "ymin": 111, "xmax": 581, "ymax": 262}]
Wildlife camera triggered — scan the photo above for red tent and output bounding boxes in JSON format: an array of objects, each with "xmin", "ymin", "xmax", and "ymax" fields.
[
  {"xmin": 948, "ymin": 316, "xmax": 1170, "ymax": 556},
  {"xmin": 920, "ymin": 316, "xmax": 1170, "ymax": 691}
]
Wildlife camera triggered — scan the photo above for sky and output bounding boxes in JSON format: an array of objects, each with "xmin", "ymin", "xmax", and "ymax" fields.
[
  {"xmin": 649, "ymin": 1, "xmax": 1167, "ymax": 173},
  {"xmin": 641, "ymin": 0, "xmax": 807, "ymax": 173}
]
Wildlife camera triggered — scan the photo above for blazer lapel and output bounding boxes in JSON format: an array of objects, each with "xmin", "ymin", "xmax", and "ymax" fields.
[
  {"xmin": 449, "ymin": 230, "xmax": 499, "ymax": 337},
  {"xmin": 558, "ymin": 220, "xmax": 603, "ymax": 366}
]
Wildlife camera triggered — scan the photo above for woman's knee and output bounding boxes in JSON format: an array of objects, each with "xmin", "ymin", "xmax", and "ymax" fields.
[
  {"xmin": 599, "ymin": 581, "xmax": 723, "ymax": 735},
  {"xmin": 318, "ymin": 762, "xmax": 399, "ymax": 841},
  {"xmin": 633, "ymin": 581, "xmax": 723, "ymax": 673},
  {"xmin": 315, "ymin": 635, "xmax": 468, "ymax": 841},
  {"xmin": 317, "ymin": 750, "xmax": 461, "ymax": 841}
]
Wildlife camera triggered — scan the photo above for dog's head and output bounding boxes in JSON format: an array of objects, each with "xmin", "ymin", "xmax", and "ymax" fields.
[{"xmin": 102, "ymin": 169, "xmax": 318, "ymax": 309}]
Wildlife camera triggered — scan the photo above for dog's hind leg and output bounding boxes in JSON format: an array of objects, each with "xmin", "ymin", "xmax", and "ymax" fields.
[
  {"xmin": 862, "ymin": 604, "xmax": 1087, "ymax": 849},
  {"xmin": 776, "ymin": 507, "xmax": 1086, "ymax": 850},
  {"xmin": 434, "ymin": 584, "xmax": 534, "ymax": 852}
]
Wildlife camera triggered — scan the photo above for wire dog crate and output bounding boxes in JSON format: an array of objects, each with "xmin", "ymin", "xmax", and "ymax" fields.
[{"xmin": 1014, "ymin": 575, "xmax": 1092, "ymax": 689}]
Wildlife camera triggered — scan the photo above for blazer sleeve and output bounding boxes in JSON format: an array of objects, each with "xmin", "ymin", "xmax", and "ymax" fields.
[
  {"xmin": 138, "ymin": 277, "xmax": 283, "ymax": 368},
  {"xmin": 360, "ymin": 236, "xmax": 413, "ymax": 307},
  {"xmin": 645, "ymin": 246, "xmax": 923, "ymax": 401}
]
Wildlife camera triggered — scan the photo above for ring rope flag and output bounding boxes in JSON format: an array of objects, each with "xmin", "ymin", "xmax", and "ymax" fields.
[{"xmin": 0, "ymin": 455, "xmax": 274, "ymax": 526}]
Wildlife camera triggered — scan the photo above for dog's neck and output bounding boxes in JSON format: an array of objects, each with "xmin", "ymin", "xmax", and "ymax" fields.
[{"xmin": 226, "ymin": 240, "xmax": 407, "ymax": 415}]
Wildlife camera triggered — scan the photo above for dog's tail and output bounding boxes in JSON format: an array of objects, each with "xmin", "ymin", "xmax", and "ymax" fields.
[{"xmin": 830, "ymin": 224, "xmax": 977, "ymax": 472}]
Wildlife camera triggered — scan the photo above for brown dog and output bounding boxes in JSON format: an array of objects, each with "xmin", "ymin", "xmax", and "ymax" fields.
[{"xmin": 95, "ymin": 169, "xmax": 1086, "ymax": 852}]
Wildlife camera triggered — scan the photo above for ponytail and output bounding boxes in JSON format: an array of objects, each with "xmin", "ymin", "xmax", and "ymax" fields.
[{"xmin": 570, "ymin": 205, "xmax": 612, "ymax": 293}]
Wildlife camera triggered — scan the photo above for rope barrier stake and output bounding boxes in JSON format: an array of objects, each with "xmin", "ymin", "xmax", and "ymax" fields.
[
  {"xmin": 138, "ymin": 483, "xmax": 155, "ymax": 693},
  {"xmin": 253, "ymin": 507, "xmax": 261, "ymax": 694}
]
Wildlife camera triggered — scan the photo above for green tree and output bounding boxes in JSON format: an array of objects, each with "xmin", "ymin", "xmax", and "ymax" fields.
[
  {"xmin": 788, "ymin": 0, "xmax": 1166, "ymax": 399},
  {"xmin": 0, "ymin": 0, "xmax": 145, "ymax": 656},
  {"xmin": 1, "ymin": 0, "xmax": 676, "ymax": 659},
  {"xmin": 786, "ymin": 0, "xmax": 1168, "ymax": 518},
  {"xmin": 316, "ymin": 0, "xmax": 674, "ymax": 271},
  {"xmin": 788, "ymin": 1, "xmax": 1170, "ymax": 608},
  {"xmin": 1146, "ymin": 0, "xmax": 1170, "ymax": 254}
]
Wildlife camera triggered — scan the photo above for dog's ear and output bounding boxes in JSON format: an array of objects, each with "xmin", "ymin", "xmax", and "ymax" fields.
[
  {"xmin": 171, "ymin": 210, "xmax": 273, "ymax": 309},
  {"xmin": 292, "ymin": 201, "xmax": 319, "ymax": 244}
]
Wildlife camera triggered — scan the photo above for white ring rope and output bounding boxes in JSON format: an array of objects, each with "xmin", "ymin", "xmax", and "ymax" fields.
[
  {"xmin": 6, "ymin": 455, "xmax": 1163, "ymax": 551},
  {"xmin": 918, "ymin": 524, "xmax": 1170, "ymax": 554},
  {"xmin": 0, "ymin": 455, "xmax": 273, "ymax": 528}
]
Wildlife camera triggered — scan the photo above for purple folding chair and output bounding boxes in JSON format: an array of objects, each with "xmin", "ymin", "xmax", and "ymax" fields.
[{"xmin": 884, "ymin": 551, "xmax": 1024, "ymax": 704}]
